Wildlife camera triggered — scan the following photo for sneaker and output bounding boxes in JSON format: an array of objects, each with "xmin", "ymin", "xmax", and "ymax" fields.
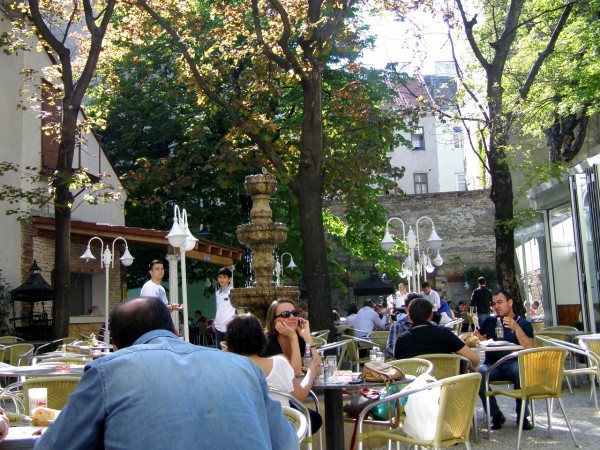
[{"xmin": 491, "ymin": 412, "xmax": 506, "ymax": 430}]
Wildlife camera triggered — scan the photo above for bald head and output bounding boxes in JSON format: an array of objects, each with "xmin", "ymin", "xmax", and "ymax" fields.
[{"xmin": 110, "ymin": 297, "xmax": 175, "ymax": 349}]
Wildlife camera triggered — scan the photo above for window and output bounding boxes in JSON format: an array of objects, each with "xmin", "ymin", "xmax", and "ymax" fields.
[
  {"xmin": 453, "ymin": 126, "xmax": 464, "ymax": 149},
  {"xmin": 414, "ymin": 173, "xmax": 428, "ymax": 194},
  {"xmin": 456, "ymin": 173, "xmax": 466, "ymax": 191},
  {"xmin": 411, "ymin": 127, "xmax": 425, "ymax": 150}
]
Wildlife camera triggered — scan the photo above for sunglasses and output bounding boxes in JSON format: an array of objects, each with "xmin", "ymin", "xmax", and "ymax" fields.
[{"xmin": 275, "ymin": 310, "xmax": 300, "ymax": 319}]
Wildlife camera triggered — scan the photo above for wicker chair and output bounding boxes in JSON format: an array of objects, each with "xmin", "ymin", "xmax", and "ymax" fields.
[
  {"xmin": 388, "ymin": 358, "xmax": 434, "ymax": 378},
  {"xmin": 484, "ymin": 347, "xmax": 578, "ymax": 449},
  {"xmin": 6, "ymin": 343, "xmax": 34, "ymax": 366},
  {"xmin": 338, "ymin": 336, "xmax": 371, "ymax": 371},
  {"xmin": 0, "ymin": 336, "xmax": 24, "ymax": 344},
  {"xmin": 368, "ymin": 331, "xmax": 390, "ymax": 354},
  {"xmin": 536, "ymin": 334, "xmax": 599, "ymax": 407},
  {"xmin": 6, "ymin": 376, "xmax": 80, "ymax": 415},
  {"xmin": 578, "ymin": 334, "xmax": 600, "ymax": 361},
  {"xmin": 311, "ymin": 336, "xmax": 327, "ymax": 347},
  {"xmin": 311, "ymin": 329, "xmax": 330, "ymax": 340},
  {"xmin": 355, "ymin": 372, "xmax": 481, "ymax": 450},
  {"xmin": 268, "ymin": 387, "xmax": 321, "ymax": 449},
  {"xmin": 281, "ymin": 406, "xmax": 308, "ymax": 442},
  {"xmin": 541, "ymin": 326, "xmax": 579, "ymax": 332},
  {"xmin": 417, "ymin": 353, "xmax": 462, "ymax": 380}
]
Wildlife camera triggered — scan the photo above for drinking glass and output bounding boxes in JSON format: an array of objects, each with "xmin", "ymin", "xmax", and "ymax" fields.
[
  {"xmin": 325, "ymin": 355, "xmax": 337, "ymax": 378},
  {"xmin": 376, "ymin": 352, "xmax": 385, "ymax": 363},
  {"xmin": 28, "ymin": 388, "xmax": 47, "ymax": 414}
]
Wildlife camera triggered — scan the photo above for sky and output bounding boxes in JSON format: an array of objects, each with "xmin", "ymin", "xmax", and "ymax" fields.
[{"xmin": 359, "ymin": 11, "xmax": 458, "ymax": 75}]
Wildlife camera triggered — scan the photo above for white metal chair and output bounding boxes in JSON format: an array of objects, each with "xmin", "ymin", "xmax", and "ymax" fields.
[
  {"xmin": 281, "ymin": 405, "xmax": 308, "ymax": 442},
  {"xmin": 268, "ymin": 387, "xmax": 319, "ymax": 448}
]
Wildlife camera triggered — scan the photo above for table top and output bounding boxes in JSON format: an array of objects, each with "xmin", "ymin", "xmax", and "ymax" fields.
[
  {"xmin": 0, "ymin": 425, "xmax": 45, "ymax": 450},
  {"xmin": 312, "ymin": 374, "xmax": 414, "ymax": 390},
  {"xmin": 476, "ymin": 341, "xmax": 523, "ymax": 352},
  {"xmin": 0, "ymin": 363, "xmax": 85, "ymax": 377}
]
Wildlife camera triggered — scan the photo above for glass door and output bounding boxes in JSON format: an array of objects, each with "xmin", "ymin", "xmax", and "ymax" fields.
[{"xmin": 570, "ymin": 168, "xmax": 600, "ymax": 333}]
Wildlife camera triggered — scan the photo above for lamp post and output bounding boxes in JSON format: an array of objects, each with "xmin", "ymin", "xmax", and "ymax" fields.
[
  {"xmin": 166, "ymin": 204, "xmax": 197, "ymax": 342},
  {"xmin": 80, "ymin": 236, "xmax": 134, "ymax": 344},
  {"xmin": 275, "ymin": 252, "xmax": 297, "ymax": 286},
  {"xmin": 380, "ymin": 216, "xmax": 443, "ymax": 291}
]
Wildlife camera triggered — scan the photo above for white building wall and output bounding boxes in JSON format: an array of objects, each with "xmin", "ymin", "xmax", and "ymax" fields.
[{"xmin": 1, "ymin": 12, "xmax": 125, "ymax": 288}]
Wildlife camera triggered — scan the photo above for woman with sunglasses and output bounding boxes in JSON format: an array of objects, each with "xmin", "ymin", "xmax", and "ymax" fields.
[
  {"xmin": 264, "ymin": 298, "xmax": 316, "ymax": 376},
  {"xmin": 226, "ymin": 314, "xmax": 322, "ymax": 435}
]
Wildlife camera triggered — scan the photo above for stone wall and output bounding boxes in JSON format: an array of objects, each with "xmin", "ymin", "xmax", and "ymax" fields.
[{"xmin": 329, "ymin": 190, "xmax": 496, "ymax": 307}]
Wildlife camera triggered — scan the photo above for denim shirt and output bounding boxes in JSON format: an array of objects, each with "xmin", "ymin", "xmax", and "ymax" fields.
[{"xmin": 34, "ymin": 330, "xmax": 297, "ymax": 450}]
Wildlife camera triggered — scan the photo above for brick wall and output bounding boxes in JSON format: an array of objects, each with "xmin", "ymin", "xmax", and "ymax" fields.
[
  {"xmin": 18, "ymin": 222, "xmax": 125, "ymax": 336},
  {"xmin": 329, "ymin": 190, "xmax": 496, "ymax": 306}
]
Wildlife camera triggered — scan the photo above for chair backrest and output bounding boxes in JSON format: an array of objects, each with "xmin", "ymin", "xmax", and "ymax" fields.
[
  {"xmin": 311, "ymin": 337, "xmax": 327, "ymax": 347},
  {"xmin": 281, "ymin": 405, "xmax": 308, "ymax": 441},
  {"xmin": 389, "ymin": 358, "xmax": 434, "ymax": 377},
  {"xmin": 443, "ymin": 319, "xmax": 464, "ymax": 334},
  {"xmin": 312, "ymin": 329, "xmax": 330, "ymax": 340},
  {"xmin": 535, "ymin": 330, "xmax": 567, "ymax": 346},
  {"xmin": 0, "ymin": 336, "xmax": 24, "ymax": 343},
  {"xmin": 471, "ymin": 315, "xmax": 479, "ymax": 330},
  {"xmin": 578, "ymin": 335, "xmax": 600, "ymax": 361},
  {"xmin": 542, "ymin": 325, "xmax": 578, "ymax": 332},
  {"xmin": 368, "ymin": 331, "xmax": 389, "ymax": 353},
  {"xmin": 417, "ymin": 353, "xmax": 462, "ymax": 379},
  {"xmin": 268, "ymin": 387, "xmax": 311, "ymax": 439},
  {"xmin": 23, "ymin": 376, "xmax": 80, "ymax": 414},
  {"xmin": 0, "ymin": 347, "xmax": 5, "ymax": 363},
  {"xmin": 518, "ymin": 347, "xmax": 567, "ymax": 399},
  {"xmin": 7, "ymin": 343, "xmax": 35, "ymax": 366}
]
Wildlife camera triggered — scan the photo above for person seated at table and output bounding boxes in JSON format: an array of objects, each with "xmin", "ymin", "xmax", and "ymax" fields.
[
  {"xmin": 0, "ymin": 408, "xmax": 9, "ymax": 443},
  {"xmin": 194, "ymin": 310, "xmax": 208, "ymax": 324},
  {"xmin": 226, "ymin": 313, "xmax": 323, "ymax": 435},
  {"xmin": 263, "ymin": 298, "xmax": 316, "ymax": 376},
  {"xmin": 34, "ymin": 296, "xmax": 296, "ymax": 450},
  {"xmin": 474, "ymin": 290, "xmax": 534, "ymax": 431},
  {"xmin": 529, "ymin": 301, "xmax": 544, "ymax": 321},
  {"xmin": 353, "ymin": 298, "xmax": 387, "ymax": 338},
  {"xmin": 297, "ymin": 301, "xmax": 309, "ymax": 320},
  {"xmin": 393, "ymin": 298, "xmax": 480, "ymax": 372},
  {"xmin": 437, "ymin": 299, "xmax": 454, "ymax": 325},
  {"xmin": 386, "ymin": 293, "xmax": 421, "ymax": 357}
]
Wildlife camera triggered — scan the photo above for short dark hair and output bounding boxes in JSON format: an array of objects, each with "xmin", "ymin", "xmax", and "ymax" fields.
[
  {"xmin": 404, "ymin": 292, "xmax": 422, "ymax": 309},
  {"xmin": 218, "ymin": 266, "xmax": 233, "ymax": 278},
  {"xmin": 148, "ymin": 259, "xmax": 163, "ymax": 271},
  {"xmin": 421, "ymin": 281, "xmax": 430, "ymax": 289},
  {"xmin": 347, "ymin": 304, "xmax": 359, "ymax": 314},
  {"xmin": 478, "ymin": 277, "xmax": 486, "ymax": 285},
  {"xmin": 109, "ymin": 297, "xmax": 175, "ymax": 349},
  {"xmin": 408, "ymin": 298, "xmax": 433, "ymax": 324},
  {"xmin": 226, "ymin": 314, "xmax": 267, "ymax": 355},
  {"xmin": 364, "ymin": 298, "xmax": 374, "ymax": 307}
]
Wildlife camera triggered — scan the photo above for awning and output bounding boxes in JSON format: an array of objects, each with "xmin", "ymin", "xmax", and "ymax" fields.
[
  {"xmin": 353, "ymin": 265, "xmax": 395, "ymax": 297},
  {"xmin": 31, "ymin": 216, "xmax": 243, "ymax": 266}
]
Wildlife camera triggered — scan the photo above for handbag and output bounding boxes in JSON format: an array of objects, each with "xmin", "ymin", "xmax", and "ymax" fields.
[
  {"xmin": 401, "ymin": 373, "xmax": 441, "ymax": 441},
  {"xmin": 343, "ymin": 386, "xmax": 381, "ymax": 418},
  {"xmin": 360, "ymin": 361, "xmax": 405, "ymax": 382}
]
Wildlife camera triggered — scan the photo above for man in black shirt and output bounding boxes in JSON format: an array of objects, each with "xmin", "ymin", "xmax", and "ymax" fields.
[{"xmin": 470, "ymin": 277, "xmax": 493, "ymax": 324}]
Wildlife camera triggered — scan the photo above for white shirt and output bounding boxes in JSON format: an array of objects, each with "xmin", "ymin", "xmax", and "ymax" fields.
[
  {"xmin": 353, "ymin": 306, "xmax": 387, "ymax": 337},
  {"xmin": 266, "ymin": 355, "xmax": 295, "ymax": 407},
  {"xmin": 140, "ymin": 280, "xmax": 168, "ymax": 305},
  {"xmin": 421, "ymin": 289, "xmax": 441, "ymax": 311},
  {"xmin": 214, "ymin": 285, "xmax": 235, "ymax": 332},
  {"xmin": 386, "ymin": 292, "xmax": 406, "ymax": 312}
]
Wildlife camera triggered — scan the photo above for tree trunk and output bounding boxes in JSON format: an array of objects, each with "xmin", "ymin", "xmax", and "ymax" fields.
[
  {"xmin": 51, "ymin": 105, "xmax": 78, "ymax": 340},
  {"xmin": 294, "ymin": 70, "xmax": 334, "ymax": 335}
]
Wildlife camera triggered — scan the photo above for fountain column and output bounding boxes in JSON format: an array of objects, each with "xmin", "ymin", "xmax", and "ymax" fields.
[{"xmin": 229, "ymin": 169, "xmax": 300, "ymax": 323}]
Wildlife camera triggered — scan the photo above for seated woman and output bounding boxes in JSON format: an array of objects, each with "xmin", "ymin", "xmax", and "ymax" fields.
[
  {"xmin": 263, "ymin": 298, "xmax": 316, "ymax": 376},
  {"xmin": 226, "ymin": 314, "xmax": 323, "ymax": 434}
]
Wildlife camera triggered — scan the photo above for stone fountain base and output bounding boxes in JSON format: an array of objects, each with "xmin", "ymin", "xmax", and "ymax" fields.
[{"xmin": 230, "ymin": 285, "xmax": 300, "ymax": 323}]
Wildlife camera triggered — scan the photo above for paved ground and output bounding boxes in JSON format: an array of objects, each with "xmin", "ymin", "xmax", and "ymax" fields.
[{"xmin": 328, "ymin": 380, "xmax": 600, "ymax": 449}]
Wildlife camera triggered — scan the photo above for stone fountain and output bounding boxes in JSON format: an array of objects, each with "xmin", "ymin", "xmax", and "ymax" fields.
[{"xmin": 229, "ymin": 169, "xmax": 300, "ymax": 323}]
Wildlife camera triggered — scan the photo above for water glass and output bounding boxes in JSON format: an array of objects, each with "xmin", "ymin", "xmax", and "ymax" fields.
[
  {"xmin": 28, "ymin": 388, "xmax": 47, "ymax": 414},
  {"xmin": 325, "ymin": 355, "xmax": 337, "ymax": 378},
  {"xmin": 376, "ymin": 351, "xmax": 385, "ymax": 363}
]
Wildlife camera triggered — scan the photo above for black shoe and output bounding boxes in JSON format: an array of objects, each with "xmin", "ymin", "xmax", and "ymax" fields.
[
  {"xmin": 491, "ymin": 412, "xmax": 506, "ymax": 430},
  {"xmin": 520, "ymin": 418, "xmax": 533, "ymax": 430}
]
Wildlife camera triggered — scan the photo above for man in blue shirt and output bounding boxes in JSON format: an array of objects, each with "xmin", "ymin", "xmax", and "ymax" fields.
[
  {"xmin": 35, "ymin": 297, "xmax": 297, "ymax": 450},
  {"xmin": 474, "ymin": 290, "xmax": 534, "ymax": 431}
]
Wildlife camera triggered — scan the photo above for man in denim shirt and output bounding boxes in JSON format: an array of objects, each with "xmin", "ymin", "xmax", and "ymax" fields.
[{"xmin": 35, "ymin": 297, "xmax": 297, "ymax": 450}]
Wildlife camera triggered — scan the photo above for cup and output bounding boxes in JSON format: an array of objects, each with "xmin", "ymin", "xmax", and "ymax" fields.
[
  {"xmin": 28, "ymin": 388, "xmax": 47, "ymax": 414},
  {"xmin": 325, "ymin": 355, "xmax": 337, "ymax": 378},
  {"xmin": 376, "ymin": 352, "xmax": 385, "ymax": 363}
]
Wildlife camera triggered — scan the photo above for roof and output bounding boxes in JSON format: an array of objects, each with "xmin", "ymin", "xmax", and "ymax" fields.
[
  {"xmin": 353, "ymin": 265, "xmax": 395, "ymax": 297},
  {"xmin": 11, "ymin": 260, "xmax": 55, "ymax": 302},
  {"xmin": 31, "ymin": 216, "xmax": 243, "ymax": 266}
]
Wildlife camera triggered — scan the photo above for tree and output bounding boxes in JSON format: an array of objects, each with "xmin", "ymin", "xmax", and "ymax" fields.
[
  {"xmin": 112, "ymin": 0, "xmax": 406, "ymax": 330},
  {"xmin": 1, "ymin": 1, "xmax": 117, "ymax": 338},
  {"xmin": 445, "ymin": 0, "xmax": 581, "ymax": 300}
]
